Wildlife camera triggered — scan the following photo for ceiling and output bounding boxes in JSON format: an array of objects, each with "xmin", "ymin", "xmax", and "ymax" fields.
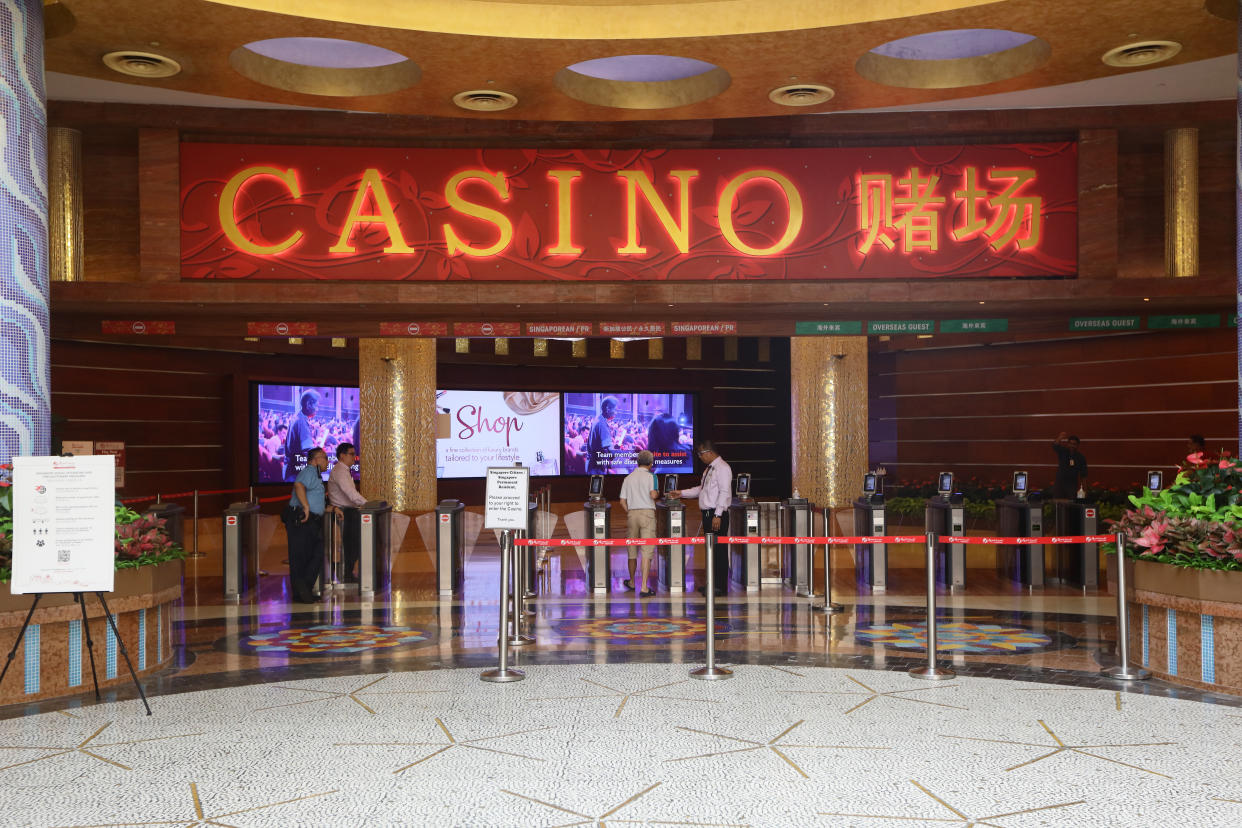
[{"xmin": 41, "ymin": 0, "xmax": 1238, "ymax": 122}]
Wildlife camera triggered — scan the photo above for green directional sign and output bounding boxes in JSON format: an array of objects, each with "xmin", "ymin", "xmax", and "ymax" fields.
[
  {"xmin": 794, "ymin": 321, "xmax": 864, "ymax": 335},
  {"xmin": 867, "ymin": 320, "xmax": 934, "ymax": 335},
  {"xmin": 1147, "ymin": 314, "xmax": 1221, "ymax": 330},
  {"xmin": 1069, "ymin": 317, "xmax": 1140, "ymax": 331},
  {"xmin": 940, "ymin": 318, "xmax": 1008, "ymax": 333}
]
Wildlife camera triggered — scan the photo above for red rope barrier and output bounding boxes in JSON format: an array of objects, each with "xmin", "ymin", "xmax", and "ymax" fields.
[{"xmin": 515, "ymin": 534, "xmax": 1111, "ymax": 547}]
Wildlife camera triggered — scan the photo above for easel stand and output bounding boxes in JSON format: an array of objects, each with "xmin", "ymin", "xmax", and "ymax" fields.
[{"xmin": 0, "ymin": 592, "xmax": 152, "ymax": 716}]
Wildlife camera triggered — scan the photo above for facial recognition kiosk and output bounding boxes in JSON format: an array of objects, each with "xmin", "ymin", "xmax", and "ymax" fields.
[
  {"xmin": 584, "ymin": 474, "xmax": 612, "ymax": 593},
  {"xmin": 435, "ymin": 499, "xmax": 466, "ymax": 596},
  {"xmin": 781, "ymin": 492, "xmax": 814, "ymax": 596},
  {"xmin": 145, "ymin": 499, "xmax": 186, "ymax": 550},
  {"xmin": 853, "ymin": 472, "xmax": 888, "ymax": 589},
  {"xmin": 727, "ymin": 473, "xmax": 761, "ymax": 592},
  {"xmin": 995, "ymin": 471, "xmax": 1044, "ymax": 588},
  {"xmin": 924, "ymin": 472, "xmax": 966, "ymax": 588},
  {"xmin": 1053, "ymin": 489, "xmax": 1099, "ymax": 588},
  {"xmin": 357, "ymin": 500, "xmax": 393, "ymax": 600},
  {"xmin": 222, "ymin": 501, "xmax": 261, "ymax": 602},
  {"xmin": 657, "ymin": 475, "xmax": 687, "ymax": 592}
]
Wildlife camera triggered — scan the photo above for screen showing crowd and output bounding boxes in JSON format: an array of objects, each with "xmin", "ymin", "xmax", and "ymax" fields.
[
  {"xmin": 255, "ymin": 384, "xmax": 360, "ymax": 483},
  {"xmin": 563, "ymin": 392, "xmax": 694, "ymax": 475}
]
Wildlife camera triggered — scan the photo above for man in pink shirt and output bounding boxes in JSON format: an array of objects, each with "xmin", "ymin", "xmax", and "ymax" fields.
[{"xmin": 327, "ymin": 442, "xmax": 367, "ymax": 583}]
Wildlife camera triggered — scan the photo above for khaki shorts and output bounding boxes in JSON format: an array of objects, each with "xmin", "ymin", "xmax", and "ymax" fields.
[{"xmin": 626, "ymin": 509, "xmax": 656, "ymax": 562}]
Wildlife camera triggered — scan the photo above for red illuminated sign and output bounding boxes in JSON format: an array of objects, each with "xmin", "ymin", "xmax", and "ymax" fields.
[
  {"xmin": 378, "ymin": 322, "xmax": 450, "ymax": 336},
  {"xmin": 101, "ymin": 321, "xmax": 175, "ymax": 335},
  {"xmin": 670, "ymin": 321, "xmax": 737, "ymax": 335},
  {"xmin": 454, "ymin": 322, "xmax": 521, "ymax": 337},
  {"xmin": 247, "ymin": 322, "xmax": 317, "ymax": 336},
  {"xmin": 526, "ymin": 322, "xmax": 593, "ymax": 336},
  {"xmin": 600, "ymin": 322, "xmax": 667, "ymax": 336},
  {"xmin": 181, "ymin": 144, "xmax": 1076, "ymax": 282}
]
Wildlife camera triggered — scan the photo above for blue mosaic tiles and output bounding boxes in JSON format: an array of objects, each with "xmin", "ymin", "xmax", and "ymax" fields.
[{"xmin": 1201, "ymin": 614, "xmax": 1215, "ymax": 685}]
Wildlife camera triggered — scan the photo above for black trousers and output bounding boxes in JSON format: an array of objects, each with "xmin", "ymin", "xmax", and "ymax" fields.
[
  {"xmin": 284, "ymin": 506, "xmax": 324, "ymax": 600},
  {"xmin": 340, "ymin": 507, "xmax": 361, "ymax": 579},
  {"xmin": 701, "ymin": 509, "xmax": 730, "ymax": 591}
]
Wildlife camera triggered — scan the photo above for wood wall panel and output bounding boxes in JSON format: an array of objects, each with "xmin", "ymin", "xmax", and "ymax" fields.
[
  {"xmin": 80, "ymin": 127, "xmax": 139, "ymax": 281},
  {"xmin": 876, "ymin": 328, "xmax": 1239, "ymax": 491}
]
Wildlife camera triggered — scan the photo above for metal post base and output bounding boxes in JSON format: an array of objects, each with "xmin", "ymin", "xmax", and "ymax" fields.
[
  {"xmin": 523, "ymin": 590, "xmax": 536, "ymax": 599},
  {"xmin": 480, "ymin": 668, "xmax": 525, "ymax": 683},
  {"xmin": 813, "ymin": 602, "xmax": 845, "ymax": 614},
  {"xmin": 690, "ymin": 665, "xmax": 734, "ymax": 681},
  {"xmin": 507, "ymin": 634, "xmax": 535, "ymax": 647},
  {"xmin": 1102, "ymin": 665, "xmax": 1151, "ymax": 681},
  {"xmin": 909, "ymin": 666, "xmax": 956, "ymax": 680},
  {"xmin": 360, "ymin": 590, "xmax": 374, "ymax": 601}
]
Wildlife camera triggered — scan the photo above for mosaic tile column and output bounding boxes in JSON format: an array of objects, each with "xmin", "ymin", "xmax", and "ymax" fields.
[
  {"xmin": 1237, "ymin": 19, "xmax": 1241, "ymax": 449},
  {"xmin": 0, "ymin": 0, "xmax": 50, "ymax": 464},
  {"xmin": 358, "ymin": 338, "xmax": 436, "ymax": 512},
  {"xmin": 790, "ymin": 337, "xmax": 868, "ymax": 509}
]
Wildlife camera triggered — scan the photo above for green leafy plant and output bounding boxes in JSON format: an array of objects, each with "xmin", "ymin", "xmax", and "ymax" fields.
[{"xmin": 1106, "ymin": 451, "xmax": 1242, "ymax": 571}]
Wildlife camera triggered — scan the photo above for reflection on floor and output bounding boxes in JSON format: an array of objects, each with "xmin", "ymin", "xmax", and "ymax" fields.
[{"xmin": 2, "ymin": 539, "xmax": 1241, "ymax": 824}]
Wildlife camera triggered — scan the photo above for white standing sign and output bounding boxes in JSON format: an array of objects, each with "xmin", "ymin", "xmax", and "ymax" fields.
[
  {"xmin": 484, "ymin": 465, "xmax": 531, "ymax": 530},
  {"xmin": 10, "ymin": 455, "xmax": 117, "ymax": 594}
]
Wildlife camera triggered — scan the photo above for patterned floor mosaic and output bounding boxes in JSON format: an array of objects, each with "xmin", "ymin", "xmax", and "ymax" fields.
[
  {"xmin": 2, "ymin": 663, "xmax": 1240, "ymax": 826},
  {"xmin": 221, "ymin": 624, "xmax": 432, "ymax": 657},
  {"xmin": 854, "ymin": 621, "xmax": 1072, "ymax": 654}
]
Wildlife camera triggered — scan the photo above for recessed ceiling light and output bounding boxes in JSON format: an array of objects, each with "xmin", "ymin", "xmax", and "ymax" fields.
[
  {"xmin": 453, "ymin": 89, "xmax": 518, "ymax": 112},
  {"xmin": 1101, "ymin": 41, "xmax": 1182, "ymax": 68},
  {"xmin": 1143, "ymin": 297, "xmax": 1150, "ymax": 302},
  {"xmin": 768, "ymin": 83, "xmax": 834, "ymax": 107},
  {"xmin": 102, "ymin": 50, "xmax": 181, "ymax": 79}
]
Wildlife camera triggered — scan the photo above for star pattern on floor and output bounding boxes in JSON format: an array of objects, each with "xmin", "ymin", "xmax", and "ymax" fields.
[
  {"xmin": 500, "ymin": 782, "xmax": 749, "ymax": 827},
  {"xmin": 0, "ymin": 722, "xmax": 201, "ymax": 773},
  {"xmin": 52, "ymin": 781, "xmax": 337, "ymax": 827},
  {"xmin": 819, "ymin": 779, "xmax": 1085, "ymax": 826},
  {"xmin": 335, "ymin": 717, "xmax": 552, "ymax": 774},
  {"xmin": 253, "ymin": 675, "xmax": 448, "ymax": 714},
  {"xmin": 785, "ymin": 674, "xmax": 967, "ymax": 715},
  {"xmin": 529, "ymin": 677, "xmax": 721, "ymax": 718},
  {"xmin": 941, "ymin": 719, "xmax": 1177, "ymax": 778},
  {"xmin": 666, "ymin": 720, "xmax": 888, "ymax": 779}
]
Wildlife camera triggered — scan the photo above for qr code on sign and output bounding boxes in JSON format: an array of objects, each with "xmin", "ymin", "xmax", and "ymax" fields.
[{"xmin": 57, "ymin": 549, "xmax": 70, "ymax": 563}]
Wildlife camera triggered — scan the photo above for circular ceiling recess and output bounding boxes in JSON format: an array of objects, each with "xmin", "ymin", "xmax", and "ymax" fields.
[
  {"xmin": 769, "ymin": 83, "xmax": 835, "ymax": 107},
  {"xmin": 453, "ymin": 89, "xmax": 518, "ymax": 112},
  {"xmin": 229, "ymin": 37, "xmax": 420, "ymax": 97},
  {"xmin": 855, "ymin": 29, "xmax": 1050, "ymax": 89},
  {"xmin": 102, "ymin": 51, "xmax": 182, "ymax": 79},
  {"xmin": 1101, "ymin": 40, "xmax": 1183, "ymax": 68},
  {"xmin": 555, "ymin": 54, "xmax": 730, "ymax": 110}
]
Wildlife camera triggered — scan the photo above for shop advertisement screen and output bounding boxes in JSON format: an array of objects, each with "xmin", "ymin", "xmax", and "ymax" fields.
[
  {"xmin": 254, "ymin": 384, "xmax": 360, "ymax": 484},
  {"xmin": 563, "ymin": 392, "xmax": 694, "ymax": 475},
  {"xmin": 436, "ymin": 390, "xmax": 562, "ymax": 478}
]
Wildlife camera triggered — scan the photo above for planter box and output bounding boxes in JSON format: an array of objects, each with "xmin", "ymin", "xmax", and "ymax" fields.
[
  {"xmin": 0, "ymin": 589, "xmax": 74, "ymax": 615},
  {"xmin": 113, "ymin": 558, "xmax": 184, "ymax": 598},
  {"xmin": 1109, "ymin": 556, "xmax": 1242, "ymax": 604}
]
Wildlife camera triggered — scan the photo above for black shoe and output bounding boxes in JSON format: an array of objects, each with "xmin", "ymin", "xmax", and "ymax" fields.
[
  {"xmin": 641, "ymin": 589, "xmax": 656, "ymax": 597},
  {"xmin": 623, "ymin": 579, "xmax": 634, "ymax": 591}
]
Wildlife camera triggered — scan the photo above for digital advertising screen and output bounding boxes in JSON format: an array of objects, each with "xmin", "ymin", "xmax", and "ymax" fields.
[
  {"xmin": 255, "ymin": 383, "xmax": 360, "ymax": 484},
  {"xmin": 436, "ymin": 390, "xmax": 561, "ymax": 478},
  {"xmin": 563, "ymin": 392, "xmax": 694, "ymax": 475}
]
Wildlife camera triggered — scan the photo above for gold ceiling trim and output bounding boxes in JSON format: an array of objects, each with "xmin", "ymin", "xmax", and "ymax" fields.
[
  {"xmin": 554, "ymin": 65, "xmax": 730, "ymax": 109},
  {"xmin": 854, "ymin": 37, "xmax": 1051, "ymax": 90},
  {"xmin": 229, "ymin": 46, "xmax": 421, "ymax": 97},
  {"xmin": 203, "ymin": 0, "xmax": 997, "ymax": 40}
]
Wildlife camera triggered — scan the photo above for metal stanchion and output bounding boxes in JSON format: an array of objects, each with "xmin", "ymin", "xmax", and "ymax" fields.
[
  {"xmin": 507, "ymin": 534, "xmax": 534, "ymax": 647},
  {"xmin": 249, "ymin": 486, "xmax": 255, "ymax": 504},
  {"xmin": 1102, "ymin": 532, "xmax": 1151, "ymax": 681},
  {"xmin": 482, "ymin": 530, "xmax": 525, "ymax": 683},
  {"xmin": 910, "ymin": 532, "xmax": 955, "ymax": 680},
  {"xmin": 188, "ymin": 490, "xmax": 205, "ymax": 558},
  {"xmin": 813, "ymin": 532, "xmax": 843, "ymax": 614},
  {"xmin": 691, "ymin": 534, "xmax": 733, "ymax": 681}
]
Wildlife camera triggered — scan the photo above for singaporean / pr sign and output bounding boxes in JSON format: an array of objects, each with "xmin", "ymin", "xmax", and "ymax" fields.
[{"xmin": 180, "ymin": 143, "xmax": 1076, "ymax": 282}]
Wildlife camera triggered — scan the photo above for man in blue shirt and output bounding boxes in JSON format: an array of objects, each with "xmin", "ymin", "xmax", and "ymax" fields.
[
  {"xmin": 284, "ymin": 446, "xmax": 331, "ymax": 603},
  {"xmin": 586, "ymin": 396, "xmax": 618, "ymax": 473}
]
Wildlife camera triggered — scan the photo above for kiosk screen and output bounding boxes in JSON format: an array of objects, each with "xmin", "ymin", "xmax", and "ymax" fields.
[
  {"xmin": 863, "ymin": 473, "xmax": 877, "ymax": 494},
  {"xmin": 663, "ymin": 474, "xmax": 679, "ymax": 494},
  {"xmin": 1147, "ymin": 470, "xmax": 1164, "ymax": 493},
  {"xmin": 735, "ymin": 473, "xmax": 751, "ymax": 497},
  {"xmin": 937, "ymin": 472, "xmax": 954, "ymax": 495},
  {"xmin": 1013, "ymin": 471, "xmax": 1028, "ymax": 494},
  {"xmin": 589, "ymin": 474, "xmax": 605, "ymax": 497}
]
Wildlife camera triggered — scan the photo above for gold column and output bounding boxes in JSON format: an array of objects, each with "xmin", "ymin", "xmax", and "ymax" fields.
[
  {"xmin": 359, "ymin": 338, "xmax": 437, "ymax": 512},
  {"xmin": 1164, "ymin": 127, "xmax": 1199, "ymax": 278},
  {"xmin": 790, "ymin": 337, "xmax": 868, "ymax": 509},
  {"xmin": 48, "ymin": 126, "xmax": 83, "ymax": 282}
]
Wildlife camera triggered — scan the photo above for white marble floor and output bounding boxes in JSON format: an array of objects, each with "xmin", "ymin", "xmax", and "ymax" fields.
[{"xmin": 1, "ymin": 663, "xmax": 1240, "ymax": 827}]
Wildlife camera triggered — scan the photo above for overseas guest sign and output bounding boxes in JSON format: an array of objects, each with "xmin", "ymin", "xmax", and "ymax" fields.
[
  {"xmin": 10, "ymin": 455, "xmax": 117, "ymax": 594},
  {"xmin": 485, "ymin": 465, "xmax": 531, "ymax": 530}
]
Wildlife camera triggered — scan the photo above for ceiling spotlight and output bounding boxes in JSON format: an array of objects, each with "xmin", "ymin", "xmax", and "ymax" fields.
[
  {"xmin": 102, "ymin": 50, "xmax": 182, "ymax": 79},
  {"xmin": 768, "ymin": 83, "xmax": 834, "ymax": 107},
  {"xmin": 453, "ymin": 89, "xmax": 518, "ymax": 112},
  {"xmin": 1101, "ymin": 40, "xmax": 1182, "ymax": 68}
]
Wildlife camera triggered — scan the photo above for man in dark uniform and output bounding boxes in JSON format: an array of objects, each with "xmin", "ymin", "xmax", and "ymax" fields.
[{"xmin": 1052, "ymin": 432, "xmax": 1088, "ymax": 499}]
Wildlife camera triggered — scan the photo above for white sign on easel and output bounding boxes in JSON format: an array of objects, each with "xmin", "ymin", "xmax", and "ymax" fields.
[
  {"xmin": 484, "ymin": 465, "xmax": 531, "ymax": 530},
  {"xmin": 10, "ymin": 455, "xmax": 117, "ymax": 594}
]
